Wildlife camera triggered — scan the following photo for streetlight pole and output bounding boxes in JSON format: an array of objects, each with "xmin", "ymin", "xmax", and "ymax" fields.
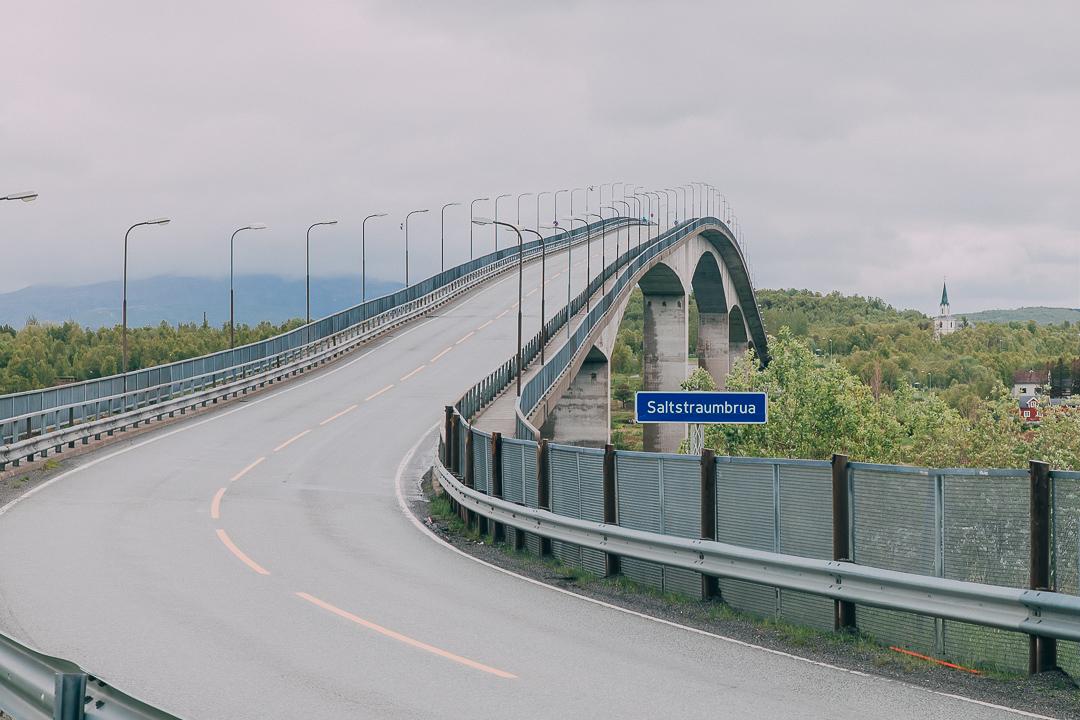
[
  {"xmin": 584, "ymin": 212, "xmax": 605, "ymax": 293},
  {"xmin": 361, "ymin": 213, "xmax": 387, "ymax": 302},
  {"xmin": 553, "ymin": 189, "xmax": 570, "ymax": 229},
  {"xmin": 570, "ymin": 187, "xmax": 585, "ymax": 219},
  {"xmin": 625, "ymin": 195, "xmax": 643, "ymax": 250},
  {"xmin": 468, "ymin": 197, "xmax": 489, "ymax": 259},
  {"xmin": 565, "ymin": 217, "xmax": 589, "ymax": 314},
  {"xmin": 230, "ymin": 223, "xmax": 268, "ymax": 348},
  {"xmin": 404, "ymin": 209, "xmax": 429, "ymax": 287},
  {"xmin": 535, "ymin": 191, "xmax": 552, "ymax": 234},
  {"xmin": 613, "ymin": 200, "xmax": 631, "ymax": 268},
  {"xmin": 684, "ymin": 184, "xmax": 696, "ymax": 218},
  {"xmin": 1, "ymin": 191, "xmax": 38, "ymax": 202},
  {"xmin": 667, "ymin": 188, "xmax": 684, "ymax": 224},
  {"xmin": 521, "ymin": 227, "xmax": 549, "ymax": 363},
  {"xmin": 493, "ymin": 193, "xmax": 511, "ymax": 251},
  {"xmin": 122, "ymin": 217, "xmax": 171, "ymax": 392},
  {"xmin": 662, "ymin": 189, "xmax": 678, "ymax": 228},
  {"xmin": 552, "ymin": 221, "xmax": 575, "ymax": 339},
  {"xmin": 440, "ymin": 202, "xmax": 461, "ymax": 272},
  {"xmin": 306, "ymin": 220, "xmax": 339, "ymax": 323},
  {"xmin": 473, "ymin": 218, "xmax": 525, "ymax": 396},
  {"xmin": 516, "ymin": 192, "xmax": 534, "ymax": 227}
]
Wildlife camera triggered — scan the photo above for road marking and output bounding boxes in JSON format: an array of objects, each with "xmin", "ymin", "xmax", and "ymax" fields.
[
  {"xmin": 210, "ymin": 487, "xmax": 226, "ymax": 520},
  {"xmin": 273, "ymin": 429, "xmax": 311, "ymax": 453},
  {"xmin": 229, "ymin": 456, "xmax": 265, "ymax": 483},
  {"xmin": 320, "ymin": 404, "xmax": 358, "ymax": 426},
  {"xmin": 400, "ymin": 365, "xmax": 426, "ymax": 382},
  {"xmin": 455, "ymin": 331, "xmax": 474, "ymax": 345},
  {"xmin": 430, "ymin": 347, "xmax": 452, "ymax": 363},
  {"xmin": 393, "ymin": 428, "xmax": 1054, "ymax": 720},
  {"xmin": 365, "ymin": 384, "xmax": 394, "ymax": 401},
  {"xmin": 215, "ymin": 529, "xmax": 270, "ymax": 575},
  {"xmin": 526, "ymin": 288, "xmax": 537, "ymax": 297},
  {"xmin": 295, "ymin": 591, "xmax": 517, "ymax": 679},
  {"xmin": 496, "ymin": 309, "xmax": 509, "ymax": 319},
  {"xmin": 476, "ymin": 320, "xmax": 493, "ymax": 330}
]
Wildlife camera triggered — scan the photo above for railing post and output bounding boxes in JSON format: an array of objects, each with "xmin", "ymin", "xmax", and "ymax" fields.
[
  {"xmin": 1029, "ymin": 459, "xmax": 1057, "ymax": 674},
  {"xmin": 491, "ymin": 431, "xmax": 505, "ymax": 543},
  {"xmin": 443, "ymin": 406, "xmax": 454, "ymax": 470},
  {"xmin": 54, "ymin": 672, "xmax": 87, "ymax": 720},
  {"xmin": 831, "ymin": 453, "xmax": 856, "ymax": 632},
  {"xmin": 538, "ymin": 438, "xmax": 552, "ymax": 556},
  {"xmin": 700, "ymin": 448, "xmax": 719, "ymax": 599},
  {"xmin": 603, "ymin": 443, "xmax": 620, "ymax": 576}
]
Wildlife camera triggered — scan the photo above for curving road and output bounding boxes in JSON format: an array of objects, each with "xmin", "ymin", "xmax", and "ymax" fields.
[{"xmin": 0, "ymin": 227, "xmax": 1040, "ymax": 719}]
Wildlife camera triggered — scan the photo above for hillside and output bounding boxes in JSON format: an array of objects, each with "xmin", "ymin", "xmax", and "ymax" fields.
[{"xmin": 958, "ymin": 307, "xmax": 1080, "ymax": 325}]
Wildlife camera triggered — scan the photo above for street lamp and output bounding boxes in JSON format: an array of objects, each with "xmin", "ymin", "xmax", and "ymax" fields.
[
  {"xmin": 535, "ymin": 191, "xmax": 552, "ymax": 234},
  {"xmin": 472, "ymin": 218, "xmax": 525, "ymax": 396},
  {"xmin": 440, "ymin": 202, "xmax": 461, "ymax": 272},
  {"xmin": 361, "ymin": 213, "xmax": 387, "ymax": 302},
  {"xmin": 583, "ymin": 212, "xmax": 605, "ymax": 294},
  {"xmin": 493, "ymin": 193, "xmax": 511, "ymax": 250},
  {"xmin": 1, "ymin": 191, "xmax": 37, "ymax": 202},
  {"xmin": 469, "ymin": 197, "xmax": 489, "ymax": 259},
  {"xmin": 570, "ymin": 187, "xmax": 586, "ymax": 218},
  {"xmin": 521, "ymin": 227, "xmax": 549, "ymax": 363},
  {"xmin": 516, "ymin": 192, "xmax": 534, "ymax": 226},
  {"xmin": 306, "ymin": 220, "xmax": 339, "ymax": 323},
  {"xmin": 230, "ymin": 223, "xmax": 268, "ymax": 348},
  {"xmin": 551, "ymin": 221, "xmax": 576, "ymax": 339},
  {"xmin": 684, "ymin": 184, "xmax": 696, "ymax": 218},
  {"xmin": 625, "ymin": 195, "xmax": 643, "ymax": 250},
  {"xmin": 602, "ymin": 205, "xmax": 622, "ymax": 275},
  {"xmin": 612, "ymin": 201, "xmax": 631, "ymax": 268},
  {"xmin": 404, "ymin": 209, "xmax": 429, "ymax": 287},
  {"xmin": 553, "ymin": 189, "xmax": 571, "ymax": 228},
  {"xmin": 122, "ymin": 217, "xmax": 171, "ymax": 391},
  {"xmin": 666, "ymin": 188, "xmax": 683, "ymax": 225}
]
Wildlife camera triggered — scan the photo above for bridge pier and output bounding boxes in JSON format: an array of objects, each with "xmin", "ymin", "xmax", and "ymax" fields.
[
  {"xmin": 696, "ymin": 310, "xmax": 730, "ymax": 388},
  {"xmin": 541, "ymin": 348, "xmax": 610, "ymax": 448},
  {"xmin": 642, "ymin": 292, "xmax": 688, "ymax": 453}
]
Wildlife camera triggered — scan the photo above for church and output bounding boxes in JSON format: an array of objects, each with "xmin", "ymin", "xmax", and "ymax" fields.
[{"xmin": 934, "ymin": 281, "xmax": 958, "ymax": 338}]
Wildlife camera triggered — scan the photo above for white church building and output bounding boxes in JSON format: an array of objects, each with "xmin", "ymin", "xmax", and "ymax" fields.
[{"xmin": 934, "ymin": 281, "xmax": 958, "ymax": 338}]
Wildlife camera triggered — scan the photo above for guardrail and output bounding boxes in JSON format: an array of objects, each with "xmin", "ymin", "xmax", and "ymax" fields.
[
  {"xmin": 0, "ymin": 631, "xmax": 180, "ymax": 720},
  {"xmin": 0, "ymin": 218, "xmax": 633, "ymax": 470}
]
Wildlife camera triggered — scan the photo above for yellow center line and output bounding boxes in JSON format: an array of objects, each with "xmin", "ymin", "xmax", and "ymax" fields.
[
  {"xmin": 455, "ymin": 331, "xmax": 475, "ymax": 345},
  {"xmin": 273, "ymin": 429, "xmax": 311, "ymax": 453},
  {"xmin": 210, "ymin": 487, "xmax": 226, "ymax": 520},
  {"xmin": 496, "ymin": 309, "xmax": 510, "ymax": 320},
  {"xmin": 476, "ymin": 320, "xmax": 493, "ymax": 330},
  {"xmin": 400, "ymin": 365, "xmax": 426, "ymax": 382},
  {"xmin": 320, "ymin": 404, "xmax": 359, "ymax": 426},
  {"xmin": 216, "ymin": 529, "xmax": 270, "ymax": 575},
  {"xmin": 229, "ymin": 456, "xmax": 266, "ymax": 483},
  {"xmin": 295, "ymin": 592, "xmax": 517, "ymax": 679},
  {"xmin": 365, "ymin": 384, "xmax": 394, "ymax": 401},
  {"xmin": 430, "ymin": 346, "xmax": 453, "ymax": 363}
]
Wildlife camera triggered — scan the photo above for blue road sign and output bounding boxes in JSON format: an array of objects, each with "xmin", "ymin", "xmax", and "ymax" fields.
[{"xmin": 635, "ymin": 391, "xmax": 768, "ymax": 424}]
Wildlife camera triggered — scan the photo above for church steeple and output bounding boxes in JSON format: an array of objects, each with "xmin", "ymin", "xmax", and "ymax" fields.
[
  {"xmin": 940, "ymin": 280, "xmax": 950, "ymax": 310},
  {"xmin": 934, "ymin": 279, "xmax": 957, "ymax": 338}
]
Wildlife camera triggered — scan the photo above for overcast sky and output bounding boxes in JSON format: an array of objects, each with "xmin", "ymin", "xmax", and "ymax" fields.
[{"xmin": 2, "ymin": 0, "xmax": 1078, "ymax": 316}]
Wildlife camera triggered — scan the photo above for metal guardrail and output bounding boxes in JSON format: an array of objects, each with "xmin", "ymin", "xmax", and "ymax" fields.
[
  {"xmin": 0, "ymin": 632, "xmax": 180, "ymax": 720},
  {"xmin": 434, "ymin": 459, "xmax": 1080, "ymax": 644},
  {"xmin": 0, "ymin": 218, "xmax": 632, "ymax": 470}
]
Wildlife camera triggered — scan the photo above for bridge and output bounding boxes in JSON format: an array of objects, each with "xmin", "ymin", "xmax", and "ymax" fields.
[{"xmin": 0, "ymin": 207, "xmax": 1075, "ymax": 720}]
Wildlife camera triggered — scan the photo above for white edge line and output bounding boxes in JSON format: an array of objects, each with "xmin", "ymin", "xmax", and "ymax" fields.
[{"xmin": 392, "ymin": 427, "xmax": 1059, "ymax": 720}]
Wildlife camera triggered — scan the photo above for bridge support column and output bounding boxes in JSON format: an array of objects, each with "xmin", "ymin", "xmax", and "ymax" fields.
[
  {"xmin": 541, "ymin": 349, "xmax": 610, "ymax": 448},
  {"xmin": 697, "ymin": 311, "xmax": 730, "ymax": 388},
  {"xmin": 642, "ymin": 292, "xmax": 688, "ymax": 453}
]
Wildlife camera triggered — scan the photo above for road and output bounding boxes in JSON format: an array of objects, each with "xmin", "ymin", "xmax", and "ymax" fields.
[{"xmin": 0, "ymin": 226, "xmax": 1039, "ymax": 719}]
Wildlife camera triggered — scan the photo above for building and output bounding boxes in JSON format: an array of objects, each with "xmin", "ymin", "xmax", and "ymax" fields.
[
  {"xmin": 1012, "ymin": 369, "xmax": 1048, "ymax": 399},
  {"xmin": 1019, "ymin": 395, "xmax": 1042, "ymax": 423},
  {"xmin": 933, "ymin": 281, "xmax": 958, "ymax": 338}
]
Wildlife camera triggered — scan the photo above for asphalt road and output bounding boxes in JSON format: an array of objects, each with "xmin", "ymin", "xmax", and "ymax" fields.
[{"xmin": 0, "ymin": 226, "xmax": 1042, "ymax": 719}]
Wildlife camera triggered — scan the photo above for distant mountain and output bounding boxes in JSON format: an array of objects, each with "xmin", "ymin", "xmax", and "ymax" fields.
[
  {"xmin": 0, "ymin": 275, "xmax": 404, "ymax": 329},
  {"xmin": 957, "ymin": 307, "xmax": 1080, "ymax": 325}
]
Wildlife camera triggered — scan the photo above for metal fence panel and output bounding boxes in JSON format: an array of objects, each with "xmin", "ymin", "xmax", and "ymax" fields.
[
  {"xmin": 1054, "ymin": 473, "xmax": 1080, "ymax": 677},
  {"xmin": 660, "ymin": 455, "xmax": 703, "ymax": 598},
  {"xmin": 501, "ymin": 438, "xmax": 529, "ymax": 504},
  {"xmin": 616, "ymin": 452, "xmax": 664, "ymax": 590},
  {"xmin": 852, "ymin": 465, "xmax": 937, "ymax": 653},
  {"xmin": 778, "ymin": 461, "xmax": 834, "ymax": 631},
  {"xmin": 941, "ymin": 472, "xmax": 1029, "ymax": 672},
  {"xmin": 717, "ymin": 460, "xmax": 777, "ymax": 616},
  {"xmin": 472, "ymin": 432, "xmax": 490, "ymax": 495},
  {"xmin": 578, "ymin": 450, "xmax": 607, "ymax": 577}
]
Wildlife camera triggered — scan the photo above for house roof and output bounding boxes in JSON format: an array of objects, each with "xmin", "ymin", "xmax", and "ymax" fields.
[{"xmin": 1013, "ymin": 369, "xmax": 1046, "ymax": 384}]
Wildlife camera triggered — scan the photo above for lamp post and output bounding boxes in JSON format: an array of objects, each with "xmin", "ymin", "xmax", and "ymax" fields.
[
  {"xmin": 122, "ymin": 217, "xmax": 171, "ymax": 391},
  {"xmin": 684, "ymin": 184, "xmax": 696, "ymax": 218},
  {"xmin": 1, "ymin": 191, "xmax": 37, "ymax": 202},
  {"xmin": 584, "ymin": 212, "xmax": 605, "ymax": 293},
  {"xmin": 644, "ymin": 191, "xmax": 662, "ymax": 236},
  {"xmin": 361, "ymin": 213, "xmax": 387, "ymax": 302},
  {"xmin": 516, "ymin": 192, "xmax": 534, "ymax": 227},
  {"xmin": 404, "ymin": 209, "xmax": 429, "ymax": 287},
  {"xmin": 535, "ymin": 191, "xmax": 552, "ymax": 234},
  {"xmin": 625, "ymin": 195, "xmax": 643, "ymax": 251},
  {"xmin": 551, "ymin": 221, "xmax": 575, "ymax": 339},
  {"xmin": 306, "ymin": 220, "xmax": 339, "ymax": 323},
  {"xmin": 521, "ymin": 227, "xmax": 549, "ymax": 363},
  {"xmin": 564, "ymin": 217, "xmax": 589, "ymax": 313},
  {"xmin": 662, "ymin": 189, "xmax": 678, "ymax": 228},
  {"xmin": 468, "ymin": 197, "xmax": 489, "ymax": 259},
  {"xmin": 229, "ymin": 223, "xmax": 268, "ymax": 348},
  {"xmin": 553, "ymin": 189, "xmax": 570, "ymax": 228},
  {"xmin": 667, "ymin": 188, "xmax": 684, "ymax": 224},
  {"xmin": 612, "ymin": 201, "xmax": 631, "ymax": 268},
  {"xmin": 570, "ymin": 187, "xmax": 585, "ymax": 218},
  {"xmin": 586, "ymin": 185, "xmax": 599, "ymax": 214},
  {"xmin": 440, "ymin": 202, "xmax": 461, "ymax": 272},
  {"xmin": 473, "ymin": 218, "xmax": 525, "ymax": 396},
  {"xmin": 493, "ymin": 193, "xmax": 511, "ymax": 250},
  {"xmin": 602, "ymin": 205, "xmax": 623, "ymax": 275}
]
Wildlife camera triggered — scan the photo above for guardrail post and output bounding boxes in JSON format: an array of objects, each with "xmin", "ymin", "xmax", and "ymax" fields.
[
  {"xmin": 603, "ymin": 443, "xmax": 620, "ymax": 576},
  {"xmin": 443, "ymin": 406, "xmax": 454, "ymax": 470},
  {"xmin": 700, "ymin": 448, "xmax": 719, "ymax": 599},
  {"xmin": 831, "ymin": 453, "xmax": 856, "ymax": 632},
  {"xmin": 538, "ymin": 438, "xmax": 552, "ymax": 556},
  {"xmin": 491, "ymin": 432, "xmax": 505, "ymax": 543},
  {"xmin": 1029, "ymin": 459, "xmax": 1057, "ymax": 674},
  {"xmin": 54, "ymin": 672, "xmax": 87, "ymax": 720}
]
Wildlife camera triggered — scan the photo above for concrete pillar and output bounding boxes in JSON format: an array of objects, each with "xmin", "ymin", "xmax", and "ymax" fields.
[
  {"xmin": 642, "ymin": 292, "xmax": 688, "ymax": 452},
  {"xmin": 542, "ymin": 350, "xmax": 610, "ymax": 448},
  {"xmin": 697, "ymin": 311, "xmax": 730, "ymax": 389}
]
